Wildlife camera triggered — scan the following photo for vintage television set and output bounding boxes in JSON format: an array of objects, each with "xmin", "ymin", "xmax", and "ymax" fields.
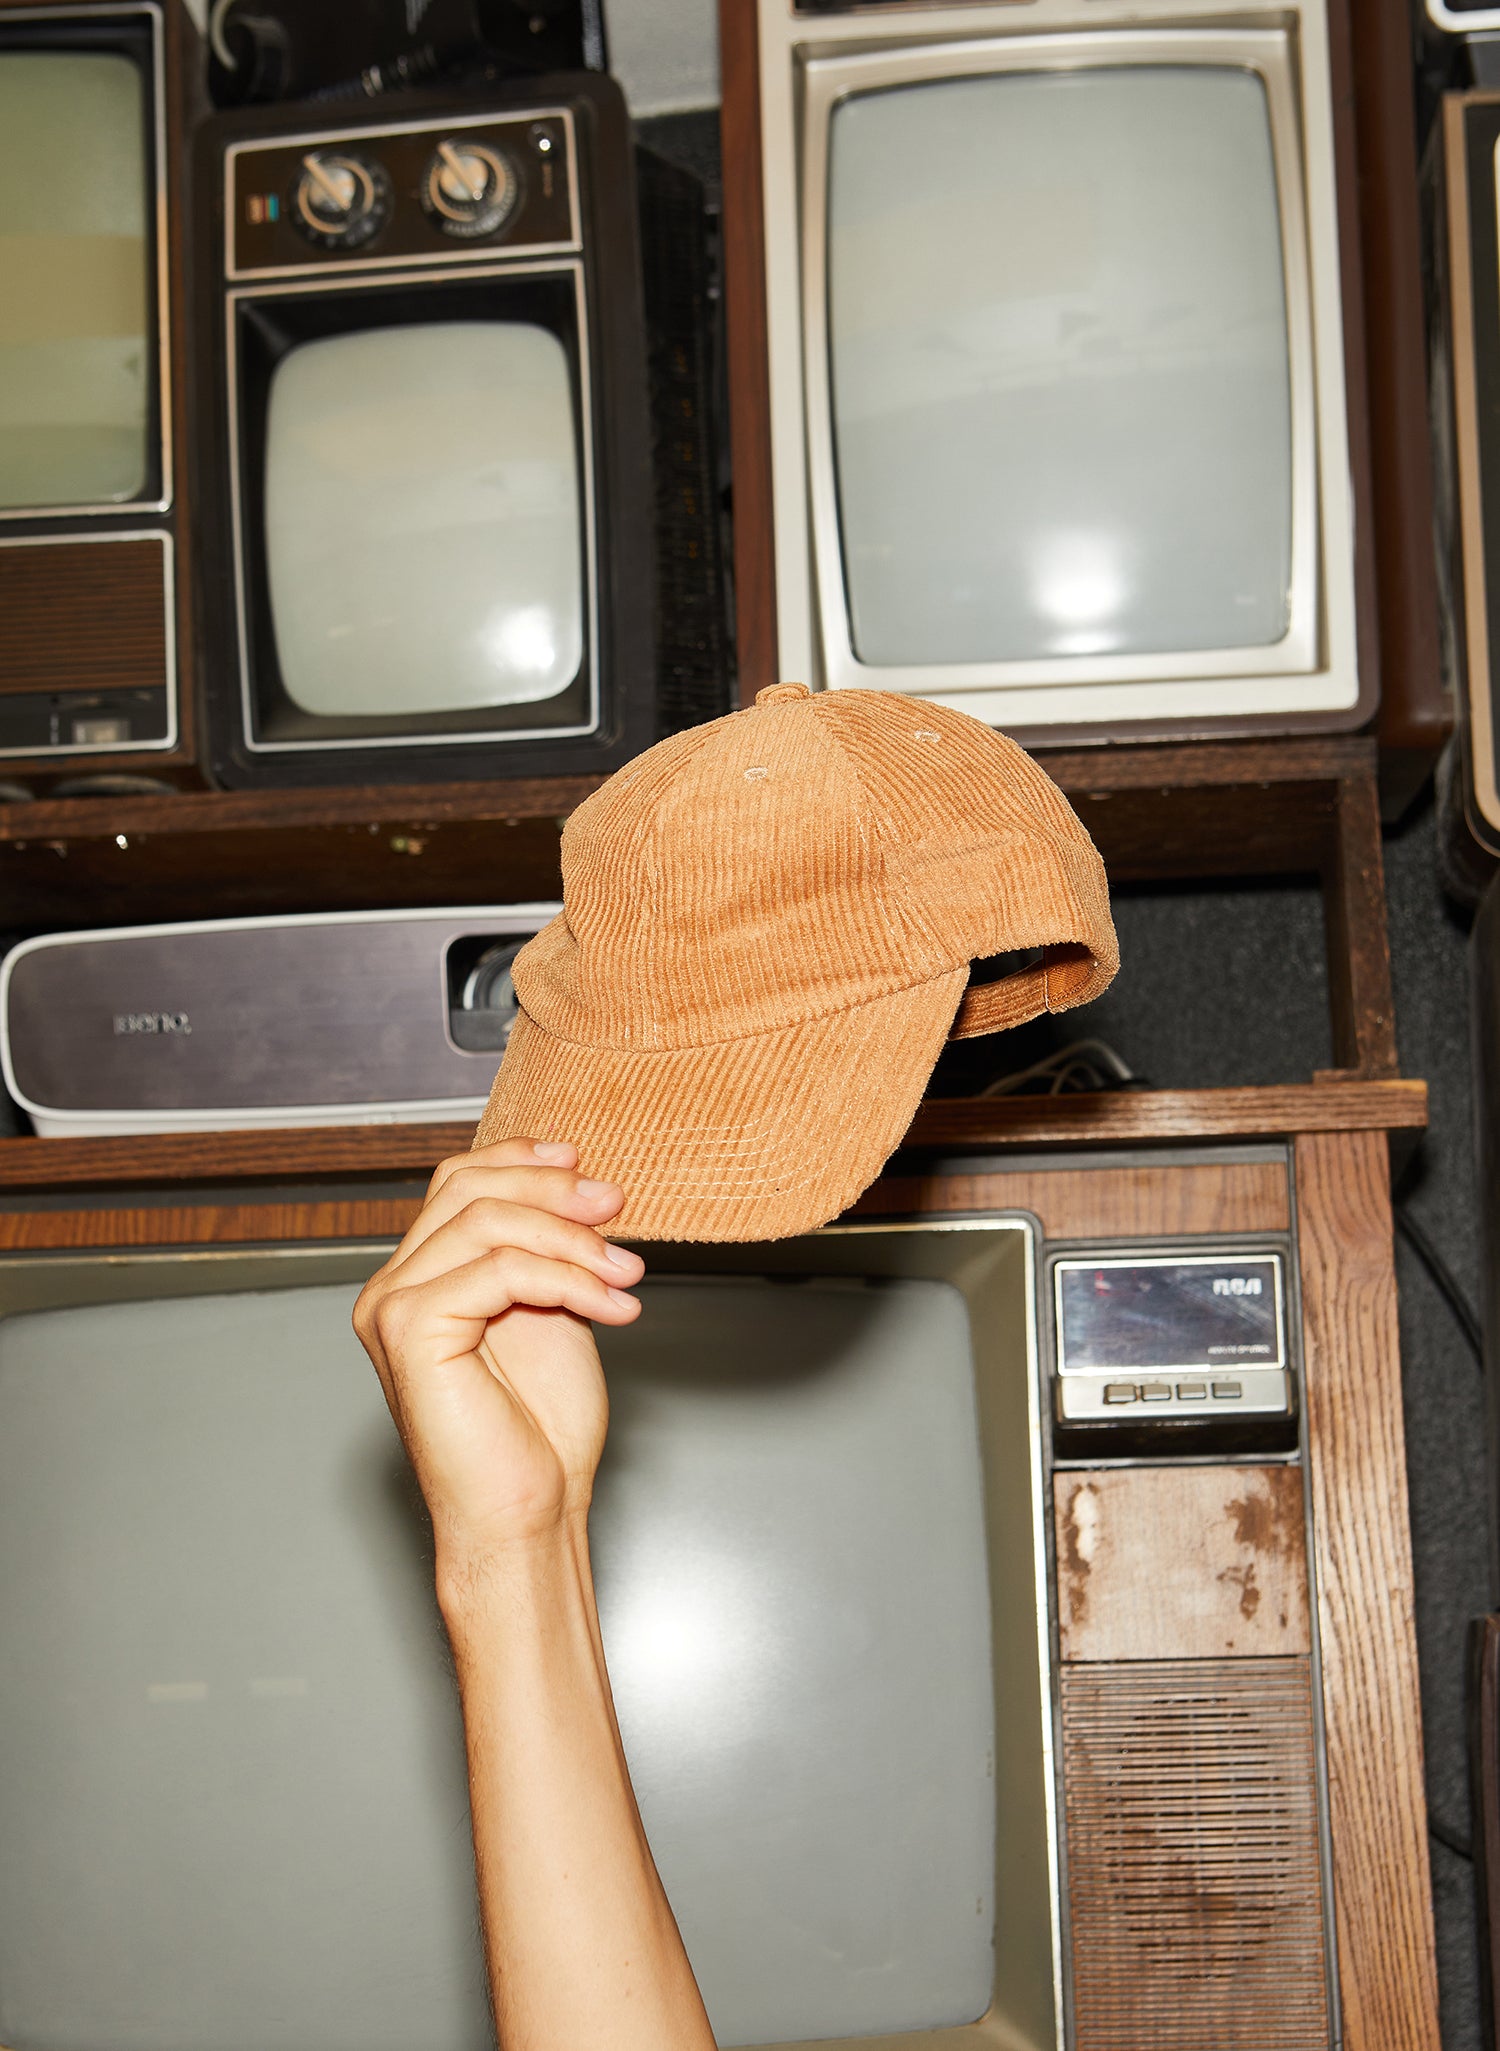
[
  {"xmin": 0, "ymin": 0, "xmax": 200, "ymax": 791},
  {"xmin": 0, "ymin": 1131, "xmax": 1439, "ymax": 2050},
  {"xmin": 194, "ymin": 73, "xmax": 727, "ymax": 789},
  {"xmin": 720, "ymin": 0, "xmax": 1379, "ymax": 746},
  {"xmin": 1423, "ymin": 0, "xmax": 1500, "ymax": 48},
  {"xmin": 1437, "ymin": 89, "xmax": 1500, "ymax": 862}
]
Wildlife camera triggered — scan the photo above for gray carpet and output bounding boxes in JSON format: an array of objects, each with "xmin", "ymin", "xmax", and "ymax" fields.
[{"xmin": 1388, "ymin": 798, "xmax": 1489, "ymax": 2051}]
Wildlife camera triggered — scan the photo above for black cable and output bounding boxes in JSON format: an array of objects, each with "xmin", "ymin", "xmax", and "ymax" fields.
[
  {"xmin": 1389, "ymin": 1211, "xmax": 1487, "ymax": 1868},
  {"xmin": 1430, "ymin": 1812, "xmax": 1475, "ymax": 1862},
  {"xmin": 1394, "ymin": 1204, "xmax": 1484, "ymax": 1369}
]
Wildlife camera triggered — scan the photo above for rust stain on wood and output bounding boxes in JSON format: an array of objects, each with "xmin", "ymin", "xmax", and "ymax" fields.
[
  {"xmin": 1217, "ymin": 1561, "xmax": 1263, "ymax": 1622},
  {"xmin": 1226, "ymin": 1484, "xmax": 1300, "ymax": 1559},
  {"xmin": 1056, "ymin": 1463, "xmax": 1309, "ymax": 1663},
  {"xmin": 1058, "ymin": 1478, "xmax": 1101, "ymax": 1629}
]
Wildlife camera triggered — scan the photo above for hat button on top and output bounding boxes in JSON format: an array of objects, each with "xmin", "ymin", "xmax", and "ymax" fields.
[{"xmin": 756, "ymin": 681, "xmax": 811, "ymax": 705}]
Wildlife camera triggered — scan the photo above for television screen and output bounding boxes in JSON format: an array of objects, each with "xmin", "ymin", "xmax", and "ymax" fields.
[
  {"xmin": 826, "ymin": 65, "xmax": 1292, "ymax": 668},
  {"xmin": 0, "ymin": 1261, "xmax": 1013, "ymax": 2051},
  {"xmin": 263, "ymin": 321, "xmax": 584, "ymax": 721},
  {"xmin": 0, "ymin": 51, "xmax": 151, "ymax": 511}
]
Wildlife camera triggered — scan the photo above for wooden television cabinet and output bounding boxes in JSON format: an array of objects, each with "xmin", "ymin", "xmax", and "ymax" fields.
[{"xmin": 0, "ymin": 1077, "xmax": 1440, "ymax": 2051}]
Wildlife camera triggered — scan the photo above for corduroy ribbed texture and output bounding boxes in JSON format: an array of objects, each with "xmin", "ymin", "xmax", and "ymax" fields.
[{"xmin": 475, "ymin": 683, "xmax": 1118, "ymax": 1240}]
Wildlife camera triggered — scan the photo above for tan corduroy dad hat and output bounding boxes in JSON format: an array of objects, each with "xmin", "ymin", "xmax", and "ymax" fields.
[{"xmin": 474, "ymin": 683, "xmax": 1118, "ymax": 1240}]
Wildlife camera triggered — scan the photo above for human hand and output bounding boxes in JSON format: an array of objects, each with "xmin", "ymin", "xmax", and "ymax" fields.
[{"xmin": 352, "ymin": 1138, "xmax": 644, "ymax": 1585}]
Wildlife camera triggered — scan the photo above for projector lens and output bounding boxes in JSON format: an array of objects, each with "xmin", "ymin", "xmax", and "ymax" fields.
[
  {"xmin": 448, "ymin": 936, "xmax": 527, "ymax": 1053},
  {"xmin": 462, "ymin": 941, "xmax": 522, "ymax": 1022}
]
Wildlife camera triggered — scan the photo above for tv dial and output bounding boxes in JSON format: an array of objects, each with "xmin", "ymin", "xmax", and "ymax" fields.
[
  {"xmin": 422, "ymin": 139, "xmax": 520, "ymax": 238},
  {"xmin": 291, "ymin": 150, "xmax": 391, "ymax": 250}
]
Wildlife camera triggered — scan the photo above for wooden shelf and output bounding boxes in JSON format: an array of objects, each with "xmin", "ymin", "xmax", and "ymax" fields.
[
  {"xmin": 0, "ymin": 1080, "xmax": 1428, "ymax": 1195},
  {"xmin": 0, "ymin": 776, "xmax": 603, "ymax": 843},
  {"xmin": 0, "ymin": 775, "xmax": 600, "ymax": 927},
  {"xmin": 0, "ymin": 735, "xmax": 1371, "ymax": 892},
  {"xmin": 0, "ymin": 736, "xmax": 1398, "ymax": 1082}
]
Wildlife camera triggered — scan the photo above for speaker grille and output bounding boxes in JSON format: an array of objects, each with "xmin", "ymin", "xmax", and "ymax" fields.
[
  {"xmin": 1061, "ymin": 1657, "xmax": 1330, "ymax": 2048},
  {"xmin": 0, "ymin": 537, "xmax": 168, "ymax": 695}
]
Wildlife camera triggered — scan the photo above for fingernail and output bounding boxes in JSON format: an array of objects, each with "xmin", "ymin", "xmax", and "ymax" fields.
[
  {"xmin": 532, "ymin": 1141, "xmax": 572, "ymax": 1162},
  {"xmin": 606, "ymin": 1287, "xmax": 638, "ymax": 1310},
  {"xmin": 605, "ymin": 1243, "xmax": 638, "ymax": 1270},
  {"xmin": 577, "ymin": 1177, "xmax": 617, "ymax": 1198}
]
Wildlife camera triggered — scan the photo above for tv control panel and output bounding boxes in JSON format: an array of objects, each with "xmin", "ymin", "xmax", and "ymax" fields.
[
  {"xmin": 1051, "ymin": 1251, "xmax": 1292, "ymax": 1427},
  {"xmin": 226, "ymin": 107, "xmax": 580, "ymax": 278}
]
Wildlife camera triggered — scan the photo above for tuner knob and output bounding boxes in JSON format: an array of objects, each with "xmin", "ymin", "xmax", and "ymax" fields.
[
  {"xmin": 422, "ymin": 139, "xmax": 520, "ymax": 239},
  {"xmin": 291, "ymin": 150, "xmax": 391, "ymax": 250}
]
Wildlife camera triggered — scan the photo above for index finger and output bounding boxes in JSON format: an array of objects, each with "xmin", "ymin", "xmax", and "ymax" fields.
[
  {"xmin": 383, "ymin": 1144, "xmax": 625, "ymax": 1279},
  {"xmin": 427, "ymin": 1135, "xmax": 577, "ymax": 1199}
]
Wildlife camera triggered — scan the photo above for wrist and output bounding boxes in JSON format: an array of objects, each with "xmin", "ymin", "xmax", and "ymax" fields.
[{"xmin": 435, "ymin": 1508, "xmax": 594, "ymax": 1637}]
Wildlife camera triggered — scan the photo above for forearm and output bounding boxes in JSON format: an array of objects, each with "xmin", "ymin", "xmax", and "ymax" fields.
[{"xmin": 439, "ymin": 1521, "xmax": 717, "ymax": 2051}]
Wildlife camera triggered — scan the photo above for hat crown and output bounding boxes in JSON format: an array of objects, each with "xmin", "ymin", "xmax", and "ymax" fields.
[{"xmin": 512, "ymin": 688, "xmax": 1113, "ymax": 1053}]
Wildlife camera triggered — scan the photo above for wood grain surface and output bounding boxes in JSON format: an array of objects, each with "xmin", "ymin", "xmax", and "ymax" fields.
[
  {"xmin": 1322, "ymin": 0, "xmax": 1382, "ymax": 749},
  {"xmin": 1320, "ymin": 765, "xmax": 1399, "ymax": 1077},
  {"xmin": 0, "ymin": 1084, "xmax": 1425, "ymax": 1193},
  {"xmin": 717, "ymin": 0, "xmax": 777, "ymax": 701},
  {"xmin": 1345, "ymin": 0, "xmax": 1450, "ymax": 803},
  {"xmin": 1294, "ymin": 1129, "xmax": 1441, "ymax": 2051},
  {"xmin": 0, "ymin": 814, "xmax": 571, "ymax": 929},
  {"xmin": 1054, "ymin": 1464, "xmax": 1310, "ymax": 1663},
  {"xmin": 905, "ymin": 1084, "xmax": 1424, "ymax": 1149},
  {"xmin": 0, "ymin": 1154, "xmax": 1289, "ymax": 1259},
  {"xmin": 0, "ymin": 776, "xmax": 601, "ymax": 841},
  {"xmin": 853, "ymin": 1159, "xmax": 1289, "ymax": 1238},
  {"xmin": 0, "ymin": 734, "xmax": 1369, "ymax": 844},
  {"xmin": 1036, "ymin": 735, "xmax": 1373, "ymax": 793},
  {"xmin": 0, "ymin": 1200, "xmax": 416, "ymax": 1253}
]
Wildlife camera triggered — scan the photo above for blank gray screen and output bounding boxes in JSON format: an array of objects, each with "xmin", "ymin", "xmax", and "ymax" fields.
[
  {"xmin": 0, "ymin": 1274, "xmax": 996, "ymax": 2051},
  {"xmin": 263, "ymin": 322, "xmax": 584, "ymax": 720},
  {"xmin": 594, "ymin": 1276, "xmax": 997, "ymax": 2043},
  {"xmin": 827, "ymin": 66, "xmax": 1293, "ymax": 666},
  {"xmin": 0, "ymin": 53, "xmax": 151, "ymax": 509},
  {"xmin": 0, "ymin": 1286, "xmax": 488, "ymax": 2051}
]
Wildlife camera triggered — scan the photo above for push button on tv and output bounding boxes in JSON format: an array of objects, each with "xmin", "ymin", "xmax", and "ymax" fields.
[
  {"xmin": 1211, "ymin": 1380, "xmax": 1244, "ymax": 1399},
  {"xmin": 1139, "ymin": 1382, "xmax": 1172, "ymax": 1402},
  {"xmin": 1102, "ymin": 1382, "xmax": 1137, "ymax": 1405}
]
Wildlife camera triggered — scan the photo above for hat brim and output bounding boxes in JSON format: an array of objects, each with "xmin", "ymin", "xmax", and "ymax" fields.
[{"xmin": 472, "ymin": 965, "xmax": 969, "ymax": 1242}]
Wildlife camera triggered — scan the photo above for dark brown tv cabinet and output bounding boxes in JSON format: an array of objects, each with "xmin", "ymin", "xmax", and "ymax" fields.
[{"xmin": 0, "ymin": 738, "xmax": 1396, "ymax": 1087}]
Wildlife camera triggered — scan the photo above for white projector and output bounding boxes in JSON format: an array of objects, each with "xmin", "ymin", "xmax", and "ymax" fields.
[{"xmin": 0, "ymin": 906, "xmax": 559, "ymax": 1138}]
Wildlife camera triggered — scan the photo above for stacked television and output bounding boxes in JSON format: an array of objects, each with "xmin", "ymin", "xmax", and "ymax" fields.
[
  {"xmin": 0, "ymin": 9, "xmax": 728, "ymax": 797},
  {"xmin": 193, "ymin": 74, "xmax": 728, "ymax": 786},
  {"xmin": 0, "ymin": 0, "xmax": 200, "ymax": 787},
  {"xmin": 723, "ymin": 0, "xmax": 1385, "ymax": 747}
]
